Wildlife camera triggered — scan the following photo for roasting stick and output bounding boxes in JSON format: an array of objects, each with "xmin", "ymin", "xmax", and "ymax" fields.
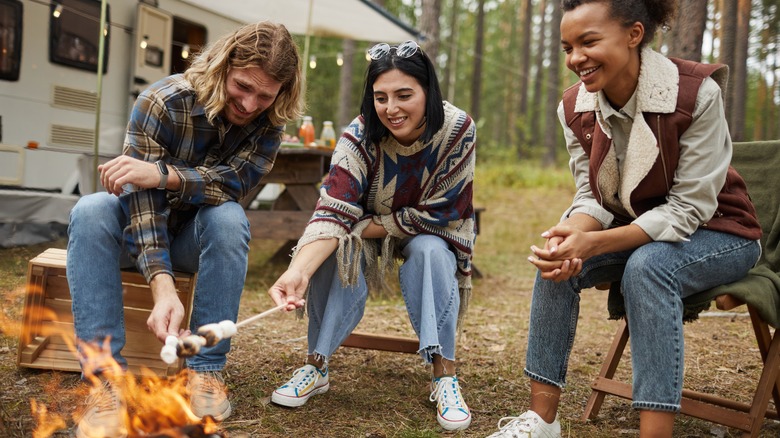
[{"xmin": 160, "ymin": 303, "xmax": 287, "ymax": 364}]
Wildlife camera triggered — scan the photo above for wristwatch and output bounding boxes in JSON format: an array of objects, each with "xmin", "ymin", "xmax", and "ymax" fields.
[{"xmin": 155, "ymin": 160, "xmax": 168, "ymax": 190}]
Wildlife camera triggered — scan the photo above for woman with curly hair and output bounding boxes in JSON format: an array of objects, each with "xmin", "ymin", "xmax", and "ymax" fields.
[{"xmin": 487, "ymin": 1, "xmax": 761, "ymax": 436}]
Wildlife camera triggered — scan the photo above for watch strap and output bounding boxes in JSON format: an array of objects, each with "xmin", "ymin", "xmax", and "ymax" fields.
[{"xmin": 155, "ymin": 160, "xmax": 168, "ymax": 190}]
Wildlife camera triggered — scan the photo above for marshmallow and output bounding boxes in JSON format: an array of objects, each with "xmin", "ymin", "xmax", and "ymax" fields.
[
  {"xmin": 160, "ymin": 345, "xmax": 178, "ymax": 364},
  {"xmin": 197, "ymin": 323, "xmax": 224, "ymax": 346},
  {"xmin": 218, "ymin": 320, "xmax": 237, "ymax": 338}
]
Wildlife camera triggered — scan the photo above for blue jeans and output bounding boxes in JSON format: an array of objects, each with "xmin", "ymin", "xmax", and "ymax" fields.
[
  {"xmin": 67, "ymin": 192, "xmax": 250, "ymax": 373},
  {"xmin": 307, "ymin": 234, "xmax": 460, "ymax": 364},
  {"xmin": 524, "ymin": 229, "xmax": 760, "ymax": 412}
]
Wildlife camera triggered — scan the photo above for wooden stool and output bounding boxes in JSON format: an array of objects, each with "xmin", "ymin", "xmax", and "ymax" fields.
[{"xmin": 16, "ymin": 248, "xmax": 196, "ymax": 377}]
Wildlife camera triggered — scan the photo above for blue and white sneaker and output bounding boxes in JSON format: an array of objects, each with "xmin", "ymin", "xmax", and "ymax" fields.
[
  {"xmin": 429, "ymin": 375, "xmax": 472, "ymax": 431},
  {"xmin": 271, "ymin": 364, "xmax": 330, "ymax": 408}
]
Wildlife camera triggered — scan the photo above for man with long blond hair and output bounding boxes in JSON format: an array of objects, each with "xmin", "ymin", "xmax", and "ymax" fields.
[{"xmin": 67, "ymin": 21, "xmax": 302, "ymax": 437}]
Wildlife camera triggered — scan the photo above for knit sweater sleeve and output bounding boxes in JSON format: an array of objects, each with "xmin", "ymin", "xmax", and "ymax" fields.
[{"xmin": 294, "ymin": 116, "xmax": 373, "ymax": 249}]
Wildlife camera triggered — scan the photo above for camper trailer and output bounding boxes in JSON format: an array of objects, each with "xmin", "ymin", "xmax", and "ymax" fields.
[
  {"xmin": 0, "ymin": 0, "xmax": 244, "ymax": 194},
  {"xmin": 0, "ymin": 0, "xmax": 245, "ymax": 246}
]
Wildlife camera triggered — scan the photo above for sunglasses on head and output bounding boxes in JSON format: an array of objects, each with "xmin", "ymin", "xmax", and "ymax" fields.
[{"xmin": 367, "ymin": 40, "xmax": 420, "ymax": 61}]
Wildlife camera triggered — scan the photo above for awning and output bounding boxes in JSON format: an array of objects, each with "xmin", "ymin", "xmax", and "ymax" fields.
[{"xmin": 179, "ymin": 0, "xmax": 420, "ymax": 43}]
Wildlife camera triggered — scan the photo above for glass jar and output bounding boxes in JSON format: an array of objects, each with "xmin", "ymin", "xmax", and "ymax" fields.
[
  {"xmin": 299, "ymin": 116, "xmax": 315, "ymax": 146},
  {"xmin": 320, "ymin": 121, "xmax": 336, "ymax": 150}
]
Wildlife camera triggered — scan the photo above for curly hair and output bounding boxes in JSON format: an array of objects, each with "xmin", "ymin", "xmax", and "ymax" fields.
[
  {"xmin": 183, "ymin": 21, "xmax": 303, "ymax": 126},
  {"xmin": 560, "ymin": 0, "xmax": 675, "ymax": 48}
]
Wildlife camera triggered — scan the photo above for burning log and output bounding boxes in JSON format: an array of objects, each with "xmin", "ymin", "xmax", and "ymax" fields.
[{"xmin": 161, "ymin": 304, "xmax": 287, "ymax": 363}]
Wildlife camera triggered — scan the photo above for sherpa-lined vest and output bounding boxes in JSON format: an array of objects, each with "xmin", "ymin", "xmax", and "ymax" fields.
[{"xmin": 562, "ymin": 58, "xmax": 761, "ymax": 241}]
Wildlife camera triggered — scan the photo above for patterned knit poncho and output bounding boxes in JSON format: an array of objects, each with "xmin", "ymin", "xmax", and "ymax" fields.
[{"xmin": 293, "ymin": 101, "xmax": 477, "ymax": 324}]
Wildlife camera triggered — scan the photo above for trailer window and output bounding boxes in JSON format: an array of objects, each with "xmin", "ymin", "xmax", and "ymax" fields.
[
  {"xmin": 0, "ymin": 0, "xmax": 22, "ymax": 81},
  {"xmin": 171, "ymin": 17, "xmax": 206, "ymax": 74},
  {"xmin": 49, "ymin": 0, "xmax": 110, "ymax": 73}
]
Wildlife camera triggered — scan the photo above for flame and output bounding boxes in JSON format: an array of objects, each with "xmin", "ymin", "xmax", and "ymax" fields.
[
  {"xmin": 18, "ymin": 306, "xmax": 220, "ymax": 436},
  {"xmin": 30, "ymin": 399, "xmax": 67, "ymax": 438},
  {"xmin": 31, "ymin": 340, "xmax": 222, "ymax": 437}
]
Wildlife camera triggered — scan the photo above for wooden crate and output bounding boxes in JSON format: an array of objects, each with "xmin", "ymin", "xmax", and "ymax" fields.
[{"xmin": 17, "ymin": 248, "xmax": 196, "ymax": 377}]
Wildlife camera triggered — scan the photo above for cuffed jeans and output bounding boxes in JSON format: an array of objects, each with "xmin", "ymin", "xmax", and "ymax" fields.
[
  {"xmin": 67, "ymin": 192, "xmax": 250, "ymax": 373},
  {"xmin": 524, "ymin": 229, "xmax": 760, "ymax": 412},
  {"xmin": 307, "ymin": 234, "xmax": 460, "ymax": 364}
]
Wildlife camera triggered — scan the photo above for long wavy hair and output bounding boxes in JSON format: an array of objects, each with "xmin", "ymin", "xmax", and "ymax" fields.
[{"xmin": 183, "ymin": 21, "xmax": 303, "ymax": 126}]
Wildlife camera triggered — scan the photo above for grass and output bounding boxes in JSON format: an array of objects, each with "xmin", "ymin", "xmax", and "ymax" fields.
[{"xmin": 1, "ymin": 160, "xmax": 779, "ymax": 437}]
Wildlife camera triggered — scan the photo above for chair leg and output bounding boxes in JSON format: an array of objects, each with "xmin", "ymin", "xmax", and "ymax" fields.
[
  {"xmin": 744, "ymin": 306, "xmax": 780, "ymax": 437},
  {"xmin": 582, "ymin": 319, "xmax": 630, "ymax": 420}
]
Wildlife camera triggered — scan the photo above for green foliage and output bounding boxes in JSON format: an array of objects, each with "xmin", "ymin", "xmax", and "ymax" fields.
[{"xmin": 476, "ymin": 152, "xmax": 573, "ymax": 191}]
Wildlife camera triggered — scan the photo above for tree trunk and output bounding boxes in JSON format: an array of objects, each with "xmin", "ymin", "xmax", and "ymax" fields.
[
  {"xmin": 502, "ymin": 1, "xmax": 519, "ymax": 148},
  {"xmin": 718, "ymin": 0, "xmax": 737, "ymax": 123},
  {"xmin": 531, "ymin": 0, "xmax": 548, "ymax": 148},
  {"xmin": 337, "ymin": 39, "xmax": 356, "ymax": 130},
  {"xmin": 420, "ymin": 0, "xmax": 442, "ymax": 63},
  {"xmin": 668, "ymin": 0, "xmax": 707, "ymax": 61},
  {"xmin": 516, "ymin": 0, "xmax": 533, "ymax": 157},
  {"xmin": 730, "ymin": 0, "xmax": 751, "ymax": 141},
  {"xmin": 442, "ymin": 0, "xmax": 459, "ymax": 102},
  {"xmin": 470, "ymin": 0, "xmax": 486, "ymax": 121},
  {"xmin": 543, "ymin": 2, "xmax": 561, "ymax": 167}
]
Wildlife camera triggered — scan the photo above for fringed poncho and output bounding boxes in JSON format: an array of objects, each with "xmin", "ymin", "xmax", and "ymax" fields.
[{"xmin": 292, "ymin": 101, "xmax": 477, "ymax": 325}]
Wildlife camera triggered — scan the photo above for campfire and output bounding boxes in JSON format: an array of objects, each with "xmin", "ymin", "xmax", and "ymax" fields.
[
  {"xmin": 10, "ymin": 275, "xmax": 287, "ymax": 438},
  {"xmin": 31, "ymin": 339, "xmax": 227, "ymax": 438}
]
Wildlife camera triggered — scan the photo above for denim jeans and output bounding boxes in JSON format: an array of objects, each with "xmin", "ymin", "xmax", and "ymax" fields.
[
  {"xmin": 524, "ymin": 229, "xmax": 760, "ymax": 412},
  {"xmin": 307, "ymin": 234, "xmax": 460, "ymax": 365},
  {"xmin": 67, "ymin": 192, "xmax": 250, "ymax": 373}
]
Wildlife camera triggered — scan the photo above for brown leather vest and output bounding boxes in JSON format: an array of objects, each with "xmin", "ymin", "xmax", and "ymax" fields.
[{"xmin": 562, "ymin": 58, "xmax": 761, "ymax": 240}]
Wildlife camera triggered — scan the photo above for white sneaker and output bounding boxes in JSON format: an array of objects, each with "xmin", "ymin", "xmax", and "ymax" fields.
[
  {"xmin": 429, "ymin": 376, "xmax": 472, "ymax": 431},
  {"xmin": 486, "ymin": 410, "xmax": 560, "ymax": 437},
  {"xmin": 271, "ymin": 364, "xmax": 329, "ymax": 407}
]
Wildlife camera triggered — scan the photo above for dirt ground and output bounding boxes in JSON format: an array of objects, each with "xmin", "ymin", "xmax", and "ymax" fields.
[{"xmin": 1, "ymin": 186, "xmax": 779, "ymax": 437}]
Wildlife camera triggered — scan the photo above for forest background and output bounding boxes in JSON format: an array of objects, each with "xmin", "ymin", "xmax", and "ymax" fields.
[{"xmin": 301, "ymin": 0, "xmax": 779, "ymax": 167}]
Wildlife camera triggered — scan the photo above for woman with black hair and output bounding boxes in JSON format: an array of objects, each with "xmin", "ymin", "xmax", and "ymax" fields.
[{"xmin": 267, "ymin": 40, "xmax": 477, "ymax": 431}]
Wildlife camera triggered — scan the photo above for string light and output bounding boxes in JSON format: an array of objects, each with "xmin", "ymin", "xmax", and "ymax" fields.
[
  {"xmin": 181, "ymin": 44, "xmax": 190, "ymax": 59},
  {"xmin": 52, "ymin": 3, "xmax": 63, "ymax": 18},
  {"xmin": 309, "ymin": 55, "xmax": 317, "ymax": 69},
  {"xmin": 336, "ymin": 52, "xmax": 343, "ymax": 66}
]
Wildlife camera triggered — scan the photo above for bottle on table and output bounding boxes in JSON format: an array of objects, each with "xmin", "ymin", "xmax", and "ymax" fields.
[
  {"xmin": 320, "ymin": 121, "xmax": 336, "ymax": 150},
  {"xmin": 299, "ymin": 116, "xmax": 315, "ymax": 146}
]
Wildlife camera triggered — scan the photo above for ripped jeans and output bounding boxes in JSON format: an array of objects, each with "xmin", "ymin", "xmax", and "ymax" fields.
[{"xmin": 306, "ymin": 234, "xmax": 460, "ymax": 365}]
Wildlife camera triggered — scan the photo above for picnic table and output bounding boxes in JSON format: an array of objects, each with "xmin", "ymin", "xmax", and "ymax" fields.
[{"xmin": 241, "ymin": 145, "xmax": 332, "ymax": 263}]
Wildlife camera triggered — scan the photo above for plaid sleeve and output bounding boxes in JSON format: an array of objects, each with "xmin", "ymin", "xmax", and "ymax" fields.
[
  {"xmin": 119, "ymin": 92, "xmax": 175, "ymax": 282},
  {"xmin": 173, "ymin": 122, "xmax": 284, "ymax": 206}
]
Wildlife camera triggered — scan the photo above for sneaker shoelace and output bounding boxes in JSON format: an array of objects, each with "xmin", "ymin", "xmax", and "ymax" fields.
[
  {"xmin": 86, "ymin": 380, "xmax": 121, "ymax": 413},
  {"xmin": 287, "ymin": 367, "xmax": 319, "ymax": 391},
  {"xmin": 495, "ymin": 413, "xmax": 539, "ymax": 436},
  {"xmin": 428, "ymin": 377, "xmax": 465, "ymax": 409},
  {"xmin": 195, "ymin": 372, "xmax": 223, "ymax": 395}
]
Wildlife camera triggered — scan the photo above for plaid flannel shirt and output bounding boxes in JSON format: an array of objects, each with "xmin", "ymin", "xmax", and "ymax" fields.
[{"xmin": 119, "ymin": 74, "xmax": 283, "ymax": 282}]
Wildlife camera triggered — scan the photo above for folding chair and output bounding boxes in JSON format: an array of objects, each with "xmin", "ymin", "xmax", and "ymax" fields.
[{"xmin": 582, "ymin": 140, "xmax": 780, "ymax": 437}]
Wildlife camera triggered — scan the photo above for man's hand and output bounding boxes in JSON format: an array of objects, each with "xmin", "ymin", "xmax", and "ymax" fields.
[
  {"xmin": 99, "ymin": 155, "xmax": 162, "ymax": 195},
  {"xmin": 148, "ymin": 274, "xmax": 187, "ymax": 343},
  {"xmin": 267, "ymin": 269, "xmax": 308, "ymax": 311}
]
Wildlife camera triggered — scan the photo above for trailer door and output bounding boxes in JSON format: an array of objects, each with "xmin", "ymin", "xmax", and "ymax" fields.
[{"xmin": 131, "ymin": 3, "xmax": 172, "ymax": 99}]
